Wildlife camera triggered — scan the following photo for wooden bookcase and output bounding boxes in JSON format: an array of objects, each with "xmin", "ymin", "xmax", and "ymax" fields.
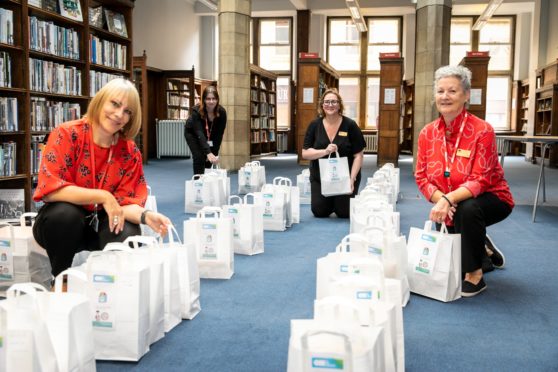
[
  {"xmin": 0, "ymin": 0, "xmax": 134, "ymax": 211},
  {"xmin": 295, "ymin": 57, "xmax": 339, "ymax": 164},
  {"xmin": 401, "ymin": 79, "xmax": 414, "ymax": 154},
  {"xmin": 532, "ymin": 60, "xmax": 558, "ymax": 166},
  {"xmin": 250, "ymin": 64, "xmax": 277, "ymax": 157},
  {"xmin": 517, "ymin": 78, "xmax": 530, "ymax": 134},
  {"xmin": 460, "ymin": 54, "xmax": 490, "ymax": 120},
  {"xmin": 132, "ymin": 52, "xmax": 148, "ymax": 163},
  {"xmin": 162, "ymin": 69, "xmax": 195, "ymax": 121}
]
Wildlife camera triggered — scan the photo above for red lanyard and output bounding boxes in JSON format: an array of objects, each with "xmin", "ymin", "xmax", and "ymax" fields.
[
  {"xmin": 441, "ymin": 112, "xmax": 467, "ymax": 181},
  {"xmin": 89, "ymin": 128, "xmax": 115, "ymax": 208},
  {"xmin": 205, "ymin": 118, "xmax": 212, "ymax": 140}
]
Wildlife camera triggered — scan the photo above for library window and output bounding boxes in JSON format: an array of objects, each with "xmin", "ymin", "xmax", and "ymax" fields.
[
  {"xmin": 259, "ymin": 19, "xmax": 291, "ymax": 72},
  {"xmin": 338, "ymin": 77, "xmax": 360, "ymax": 121},
  {"xmin": 276, "ymin": 76, "xmax": 290, "ymax": 130},
  {"xmin": 366, "ymin": 78, "xmax": 380, "ymax": 128},
  {"xmin": 450, "ymin": 18, "xmax": 472, "ymax": 66},
  {"xmin": 328, "ymin": 19, "xmax": 360, "ymax": 71},
  {"xmin": 367, "ymin": 19, "xmax": 400, "ymax": 71}
]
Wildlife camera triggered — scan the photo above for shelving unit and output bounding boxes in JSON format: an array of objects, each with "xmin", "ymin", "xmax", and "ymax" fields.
[
  {"xmin": 295, "ymin": 57, "xmax": 339, "ymax": 164},
  {"xmin": 250, "ymin": 64, "xmax": 277, "ymax": 157},
  {"xmin": 533, "ymin": 59, "xmax": 558, "ymax": 167},
  {"xmin": 459, "ymin": 54, "xmax": 490, "ymax": 120},
  {"xmin": 401, "ymin": 79, "xmax": 414, "ymax": 154},
  {"xmin": 164, "ymin": 71, "xmax": 195, "ymax": 120},
  {"xmin": 194, "ymin": 78, "xmax": 217, "ymax": 107},
  {"xmin": 132, "ymin": 51, "xmax": 149, "ymax": 163},
  {"xmin": 0, "ymin": 0, "xmax": 134, "ymax": 211},
  {"xmin": 517, "ymin": 78, "xmax": 529, "ymax": 134}
]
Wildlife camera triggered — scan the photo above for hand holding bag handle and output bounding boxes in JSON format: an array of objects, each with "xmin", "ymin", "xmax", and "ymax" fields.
[{"xmin": 160, "ymin": 224, "xmax": 183, "ymax": 247}]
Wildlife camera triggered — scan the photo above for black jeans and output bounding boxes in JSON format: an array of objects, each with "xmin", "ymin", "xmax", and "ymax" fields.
[
  {"xmin": 442, "ymin": 193, "xmax": 512, "ymax": 273},
  {"xmin": 310, "ymin": 174, "xmax": 361, "ymax": 219},
  {"xmin": 184, "ymin": 130, "xmax": 212, "ymax": 176},
  {"xmin": 33, "ymin": 202, "xmax": 141, "ymax": 276}
]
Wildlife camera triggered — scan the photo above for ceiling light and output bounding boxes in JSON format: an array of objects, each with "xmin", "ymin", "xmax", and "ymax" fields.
[
  {"xmin": 198, "ymin": 0, "xmax": 218, "ymax": 11},
  {"xmin": 346, "ymin": 0, "xmax": 367, "ymax": 32},
  {"xmin": 472, "ymin": 0, "xmax": 503, "ymax": 31}
]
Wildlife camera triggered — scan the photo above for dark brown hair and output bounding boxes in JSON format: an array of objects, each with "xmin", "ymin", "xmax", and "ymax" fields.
[{"xmin": 199, "ymin": 85, "xmax": 221, "ymax": 120}]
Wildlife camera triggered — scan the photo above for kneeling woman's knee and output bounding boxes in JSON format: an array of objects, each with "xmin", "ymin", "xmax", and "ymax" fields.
[
  {"xmin": 40, "ymin": 202, "xmax": 86, "ymax": 227},
  {"xmin": 455, "ymin": 198, "xmax": 482, "ymax": 220},
  {"xmin": 311, "ymin": 204, "xmax": 333, "ymax": 218}
]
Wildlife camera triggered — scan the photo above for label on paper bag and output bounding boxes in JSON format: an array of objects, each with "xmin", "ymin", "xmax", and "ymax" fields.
[
  {"xmin": 201, "ymin": 223, "xmax": 218, "ymax": 260},
  {"xmin": 368, "ymin": 244, "xmax": 383, "ymax": 256},
  {"xmin": 356, "ymin": 290, "xmax": 373, "ymax": 300},
  {"xmin": 194, "ymin": 182, "xmax": 203, "ymax": 204},
  {"xmin": 339, "ymin": 264, "xmax": 348, "ymax": 273},
  {"xmin": 311, "ymin": 357, "xmax": 344, "ymax": 369},
  {"xmin": 228, "ymin": 208, "xmax": 240, "ymax": 238},
  {"xmin": 91, "ymin": 273, "xmax": 117, "ymax": 330},
  {"xmin": 263, "ymin": 194, "xmax": 274, "ymax": 218},
  {"xmin": 414, "ymin": 233, "xmax": 440, "ymax": 275},
  {"xmin": 0, "ymin": 238, "xmax": 14, "ymax": 281},
  {"xmin": 243, "ymin": 170, "xmax": 252, "ymax": 188},
  {"xmin": 328, "ymin": 159, "xmax": 340, "ymax": 181}
]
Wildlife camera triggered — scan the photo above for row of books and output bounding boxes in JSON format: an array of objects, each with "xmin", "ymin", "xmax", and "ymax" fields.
[
  {"xmin": 167, "ymin": 108, "xmax": 189, "ymax": 120},
  {"xmin": 0, "ymin": 97, "xmax": 18, "ymax": 132},
  {"xmin": 30, "ymin": 135, "xmax": 46, "ymax": 175},
  {"xmin": 28, "ymin": 0, "xmax": 58, "ymax": 13},
  {"xmin": 167, "ymin": 92, "xmax": 189, "ymax": 107},
  {"xmin": 29, "ymin": 58, "xmax": 82, "ymax": 95},
  {"xmin": 167, "ymin": 80, "xmax": 189, "ymax": 91},
  {"xmin": 250, "ymin": 130, "xmax": 276, "ymax": 144},
  {"xmin": 90, "ymin": 71, "xmax": 122, "ymax": 96},
  {"xmin": 251, "ymin": 102, "xmax": 275, "ymax": 117},
  {"xmin": 0, "ymin": 8, "xmax": 14, "ymax": 45},
  {"xmin": 89, "ymin": 35, "xmax": 127, "ymax": 70},
  {"xmin": 30, "ymin": 97, "xmax": 81, "ymax": 132},
  {"xmin": 251, "ymin": 117, "xmax": 275, "ymax": 130},
  {"xmin": 0, "ymin": 141, "xmax": 16, "ymax": 177},
  {"xmin": 29, "ymin": 16, "xmax": 80, "ymax": 60},
  {"xmin": 0, "ymin": 51, "xmax": 11, "ymax": 88}
]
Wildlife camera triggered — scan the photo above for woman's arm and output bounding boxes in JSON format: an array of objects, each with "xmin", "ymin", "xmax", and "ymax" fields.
[
  {"xmin": 121, "ymin": 204, "xmax": 171, "ymax": 237},
  {"xmin": 302, "ymin": 143, "xmax": 338, "ymax": 160},
  {"xmin": 350, "ymin": 150, "xmax": 364, "ymax": 182}
]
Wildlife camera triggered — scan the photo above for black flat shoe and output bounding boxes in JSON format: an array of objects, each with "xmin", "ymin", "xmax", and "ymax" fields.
[
  {"xmin": 462, "ymin": 278, "xmax": 487, "ymax": 297},
  {"xmin": 486, "ymin": 235, "xmax": 505, "ymax": 269}
]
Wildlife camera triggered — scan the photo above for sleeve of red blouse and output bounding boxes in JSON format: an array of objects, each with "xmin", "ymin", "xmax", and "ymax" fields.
[
  {"xmin": 459, "ymin": 127, "xmax": 498, "ymax": 197},
  {"xmin": 414, "ymin": 129, "xmax": 438, "ymax": 202},
  {"xmin": 33, "ymin": 126, "xmax": 77, "ymax": 202},
  {"xmin": 113, "ymin": 145, "xmax": 148, "ymax": 207}
]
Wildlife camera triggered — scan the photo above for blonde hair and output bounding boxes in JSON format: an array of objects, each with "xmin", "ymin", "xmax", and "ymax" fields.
[
  {"xmin": 85, "ymin": 78, "xmax": 142, "ymax": 139},
  {"xmin": 317, "ymin": 88, "xmax": 344, "ymax": 117}
]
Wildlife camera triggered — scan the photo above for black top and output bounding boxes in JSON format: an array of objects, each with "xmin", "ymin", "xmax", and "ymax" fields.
[
  {"xmin": 303, "ymin": 116, "xmax": 366, "ymax": 181},
  {"xmin": 185, "ymin": 104, "xmax": 227, "ymax": 155}
]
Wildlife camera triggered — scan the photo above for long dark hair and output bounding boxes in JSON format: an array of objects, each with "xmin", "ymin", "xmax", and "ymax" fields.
[{"xmin": 199, "ymin": 85, "xmax": 221, "ymax": 120}]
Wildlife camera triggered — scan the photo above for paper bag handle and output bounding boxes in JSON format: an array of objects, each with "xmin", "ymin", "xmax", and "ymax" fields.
[
  {"xmin": 124, "ymin": 235, "xmax": 160, "ymax": 249},
  {"xmin": 55, "ymin": 268, "xmax": 87, "ymax": 293},
  {"xmin": 228, "ymin": 195, "xmax": 242, "ymax": 205},
  {"xmin": 19, "ymin": 212, "xmax": 38, "ymax": 227},
  {"xmin": 244, "ymin": 193, "xmax": 256, "ymax": 205},
  {"xmin": 159, "ymin": 224, "xmax": 183, "ymax": 246},
  {"xmin": 196, "ymin": 206, "xmax": 222, "ymax": 219},
  {"xmin": 327, "ymin": 150, "xmax": 340, "ymax": 159},
  {"xmin": 103, "ymin": 242, "xmax": 135, "ymax": 253},
  {"xmin": 7, "ymin": 282, "xmax": 47, "ymax": 300},
  {"xmin": 314, "ymin": 296, "xmax": 361, "ymax": 323},
  {"xmin": 273, "ymin": 177, "xmax": 291, "ymax": 186},
  {"xmin": 301, "ymin": 330, "xmax": 352, "ymax": 355}
]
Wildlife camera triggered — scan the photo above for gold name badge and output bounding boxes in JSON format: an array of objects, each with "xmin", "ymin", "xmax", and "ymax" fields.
[
  {"xmin": 456, "ymin": 149, "xmax": 471, "ymax": 158},
  {"xmin": 338, "ymin": 131, "xmax": 348, "ymax": 136}
]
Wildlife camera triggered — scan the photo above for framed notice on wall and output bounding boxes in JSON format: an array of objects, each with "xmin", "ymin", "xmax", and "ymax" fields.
[
  {"xmin": 470, "ymin": 89, "xmax": 482, "ymax": 105},
  {"xmin": 303, "ymin": 87, "xmax": 314, "ymax": 104},
  {"xmin": 384, "ymin": 88, "xmax": 396, "ymax": 105}
]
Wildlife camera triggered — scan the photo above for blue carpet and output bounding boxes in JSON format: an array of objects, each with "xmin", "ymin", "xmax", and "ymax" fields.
[{"xmin": 98, "ymin": 154, "xmax": 558, "ymax": 371}]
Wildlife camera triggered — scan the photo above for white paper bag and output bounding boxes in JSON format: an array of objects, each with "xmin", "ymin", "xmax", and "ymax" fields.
[
  {"xmin": 296, "ymin": 169, "xmax": 312, "ymax": 205},
  {"xmin": 185, "ymin": 174, "xmax": 224, "ymax": 214},
  {"xmin": 238, "ymin": 161, "xmax": 266, "ymax": 194},
  {"xmin": 141, "ymin": 186, "xmax": 159, "ymax": 238},
  {"xmin": 319, "ymin": 151, "xmax": 351, "ymax": 197},
  {"xmin": 253, "ymin": 187, "xmax": 287, "ymax": 232},
  {"xmin": 222, "ymin": 194, "xmax": 264, "ymax": 256},
  {"xmin": 407, "ymin": 221, "xmax": 462, "ymax": 302},
  {"xmin": 205, "ymin": 164, "xmax": 230, "ymax": 202}
]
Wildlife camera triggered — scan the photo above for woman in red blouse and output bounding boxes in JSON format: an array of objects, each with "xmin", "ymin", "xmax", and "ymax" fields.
[
  {"xmin": 33, "ymin": 78, "xmax": 171, "ymax": 276},
  {"xmin": 415, "ymin": 65, "xmax": 514, "ymax": 297}
]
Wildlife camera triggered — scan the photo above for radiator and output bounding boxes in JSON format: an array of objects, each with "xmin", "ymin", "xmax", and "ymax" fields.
[
  {"xmin": 156, "ymin": 119, "xmax": 191, "ymax": 158},
  {"xmin": 277, "ymin": 132, "xmax": 288, "ymax": 153},
  {"xmin": 495, "ymin": 136, "xmax": 507, "ymax": 155},
  {"xmin": 364, "ymin": 134, "xmax": 378, "ymax": 153}
]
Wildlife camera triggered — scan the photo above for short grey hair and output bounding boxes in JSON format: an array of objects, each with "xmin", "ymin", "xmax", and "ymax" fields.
[{"xmin": 434, "ymin": 65, "xmax": 472, "ymax": 93}]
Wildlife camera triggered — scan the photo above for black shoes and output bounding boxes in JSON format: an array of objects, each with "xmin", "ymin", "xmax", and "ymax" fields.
[
  {"xmin": 462, "ymin": 277, "xmax": 487, "ymax": 297},
  {"xmin": 486, "ymin": 234, "xmax": 505, "ymax": 269}
]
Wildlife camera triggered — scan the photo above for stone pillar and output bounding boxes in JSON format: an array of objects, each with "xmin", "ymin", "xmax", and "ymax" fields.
[
  {"xmin": 219, "ymin": 0, "xmax": 251, "ymax": 170},
  {"xmin": 413, "ymin": 0, "xmax": 452, "ymax": 162}
]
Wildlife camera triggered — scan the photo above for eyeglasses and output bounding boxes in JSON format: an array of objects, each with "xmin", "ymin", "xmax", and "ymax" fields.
[{"xmin": 323, "ymin": 100, "xmax": 339, "ymax": 106}]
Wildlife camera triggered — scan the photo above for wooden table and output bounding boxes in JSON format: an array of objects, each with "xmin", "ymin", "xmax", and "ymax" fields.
[{"xmin": 498, "ymin": 135, "xmax": 558, "ymax": 222}]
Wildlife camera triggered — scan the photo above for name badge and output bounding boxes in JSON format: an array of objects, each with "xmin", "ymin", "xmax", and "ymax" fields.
[
  {"xmin": 338, "ymin": 131, "xmax": 348, "ymax": 137},
  {"xmin": 207, "ymin": 140, "xmax": 214, "ymax": 147},
  {"xmin": 456, "ymin": 149, "xmax": 471, "ymax": 158}
]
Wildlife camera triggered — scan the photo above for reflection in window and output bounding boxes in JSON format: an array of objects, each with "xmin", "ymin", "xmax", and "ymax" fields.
[
  {"xmin": 276, "ymin": 77, "xmax": 290, "ymax": 129},
  {"xmin": 367, "ymin": 19, "xmax": 400, "ymax": 71},
  {"xmin": 366, "ymin": 78, "xmax": 380, "ymax": 129},
  {"xmin": 339, "ymin": 78, "xmax": 360, "ymax": 122},
  {"xmin": 328, "ymin": 19, "xmax": 360, "ymax": 71},
  {"xmin": 259, "ymin": 19, "xmax": 291, "ymax": 71},
  {"xmin": 486, "ymin": 77, "xmax": 510, "ymax": 130}
]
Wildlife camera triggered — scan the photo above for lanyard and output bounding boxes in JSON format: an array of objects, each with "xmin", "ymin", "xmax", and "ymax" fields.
[
  {"xmin": 441, "ymin": 112, "xmax": 467, "ymax": 180},
  {"xmin": 89, "ymin": 127, "xmax": 115, "ymax": 209},
  {"xmin": 205, "ymin": 117, "xmax": 213, "ymax": 141}
]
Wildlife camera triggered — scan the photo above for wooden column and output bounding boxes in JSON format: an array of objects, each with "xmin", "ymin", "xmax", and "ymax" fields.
[{"xmin": 460, "ymin": 53, "xmax": 490, "ymax": 120}]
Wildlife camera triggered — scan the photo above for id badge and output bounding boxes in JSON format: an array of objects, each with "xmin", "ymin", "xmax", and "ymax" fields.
[
  {"xmin": 207, "ymin": 140, "xmax": 214, "ymax": 147},
  {"xmin": 88, "ymin": 210, "xmax": 99, "ymax": 233}
]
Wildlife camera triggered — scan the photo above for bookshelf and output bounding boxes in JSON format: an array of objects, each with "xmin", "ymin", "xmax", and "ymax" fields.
[
  {"xmin": 532, "ymin": 60, "xmax": 558, "ymax": 167},
  {"xmin": 132, "ymin": 51, "xmax": 149, "ymax": 164},
  {"xmin": 459, "ymin": 54, "xmax": 490, "ymax": 120},
  {"xmin": 250, "ymin": 64, "xmax": 277, "ymax": 157},
  {"xmin": 295, "ymin": 57, "xmax": 339, "ymax": 164},
  {"xmin": 517, "ymin": 78, "xmax": 529, "ymax": 134},
  {"xmin": 161, "ymin": 69, "xmax": 195, "ymax": 120},
  {"xmin": 401, "ymin": 79, "xmax": 414, "ymax": 154},
  {"xmin": 0, "ymin": 0, "xmax": 134, "ymax": 211}
]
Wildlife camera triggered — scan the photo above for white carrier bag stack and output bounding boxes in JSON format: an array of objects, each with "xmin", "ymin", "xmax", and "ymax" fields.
[
  {"xmin": 296, "ymin": 168, "xmax": 312, "ymax": 205},
  {"xmin": 185, "ymin": 173, "xmax": 225, "ymax": 214},
  {"xmin": 159, "ymin": 226, "xmax": 201, "ymax": 319},
  {"xmin": 0, "ymin": 214, "xmax": 52, "ymax": 294},
  {"xmin": 254, "ymin": 185, "xmax": 288, "ymax": 232},
  {"xmin": 122, "ymin": 237, "xmax": 181, "ymax": 333},
  {"xmin": 0, "ymin": 284, "xmax": 60, "ymax": 372},
  {"xmin": 141, "ymin": 186, "xmax": 159, "ymax": 238},
  {"xmin": 204, "ymin": 164, "xmax": 230, "ymax": 202},
  {"xmin": 184, "ymin": 207, "xmax": 234, "ymax": 279},
  {"xmin": 407, "ymin": 221, "xmax": 462, "ymax": 302},
  {"xmin": 68, "ymin": 249, "xmax": 151, "ymax": 361},
  {"xmin": 222, "ymin": 194, "xmax": 264, "ymax": 256},
  {"xmin": 238, "ymin": 161, "xmax": 266, "ymax": 194},
  {"xmin": 350, "ymin": 198, "xmax": 399, "ymax": 236}
]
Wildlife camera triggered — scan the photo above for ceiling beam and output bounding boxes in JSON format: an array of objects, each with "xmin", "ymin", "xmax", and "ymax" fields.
[{"xmin": 289, "ymin": 0, "xmax": 308, "ymax": 10}]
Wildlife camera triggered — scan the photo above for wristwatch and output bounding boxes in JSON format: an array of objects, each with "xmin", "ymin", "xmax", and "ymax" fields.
[{"xmin": 140, "ymin": 210, "xmax": 151, "ymax": 225}]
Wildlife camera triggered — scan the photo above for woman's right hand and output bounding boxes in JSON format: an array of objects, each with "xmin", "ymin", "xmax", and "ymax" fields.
[
  {"xmin": 102, "ymin": 191, "xmax": 124, "ymax": 234},
  {"xmin": 207, "ymin": 153, "xmax": 218, "ymax": 163},
  {"xmin": 325, "ymin": 143, "xmax": 338, "ymax": 155}
]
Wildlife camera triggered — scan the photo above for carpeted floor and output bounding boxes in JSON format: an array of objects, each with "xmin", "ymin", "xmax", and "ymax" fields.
[{"xmin": 97, "ymin": 154, "xmax": 558, "ymax": 371}]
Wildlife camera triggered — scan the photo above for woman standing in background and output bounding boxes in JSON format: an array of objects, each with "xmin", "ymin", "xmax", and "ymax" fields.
[{"xmin": 184, "ymin": 85, "xmax": 227, "ymax": 175}]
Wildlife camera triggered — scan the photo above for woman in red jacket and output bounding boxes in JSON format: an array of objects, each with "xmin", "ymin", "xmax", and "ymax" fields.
[
  {"xmin": 415, "ymin": 65, "xmax": 514, "ymax": 297},
  {"xmin": 33, "ymin": 78, "xmax": 171, "ymax": 276}
]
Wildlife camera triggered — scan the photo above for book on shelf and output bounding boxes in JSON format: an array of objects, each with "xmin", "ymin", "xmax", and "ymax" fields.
[
  {"xmin": 0, "ymin": 141, "xmax": 16, "ymax": 177},
  {"xmin": 58, "ymin": 0, "xmax": 83, "ymax": 22},
  {"xmin": 0, "ymin": 8, "xmax": 14, "ymax": 45},
  {"xmin": 43, "ymin": 0, "xmax": 58, "ymax": 13},
  {"xmin": 0, "ymin": 189, "xmax": 24, "ymax": 222},
  {"xmin": 89, "ymin": 6, "xmax": 104, "ymax": 28},
  {"xmin": 28, "ymin": 0, "xmax": 42, "ymax": 7},
  {"xmin": 0, "ymin": 97, "xmax": 18, "ymax": 132},
  {"xmin": 104, "ymin": 9, "xmax": 128, "ymax": 38},
  {"xmin": 0, "ymin": 51, "xmax": 12, "ymax": 88}
]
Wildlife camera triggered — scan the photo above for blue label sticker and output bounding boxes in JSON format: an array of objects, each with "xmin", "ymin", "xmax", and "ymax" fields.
[
  {"xmin": 0, "ymin": 240, "xmax": 10, "ymax": 248},
  {"xmin": 356, "ymin": 291, "xmax": 372, "ymax": 300},
  {"xmin": 421, "ymin": 233, "xmax": 436, "ymax": 243},
  {"xmin": 311, "ymin": 357, "xmax": 344, "ymax": 369},
  {"xmin": 93, "ymin": 274, "xmax": 115, "ymax": 283},
  {"xmin": 339, "ymin": 264, "xmax": 348, "ymax": 273},
  {"xmin": 202, "ymin": 223, "xmax": 217, "ymax": 230}
]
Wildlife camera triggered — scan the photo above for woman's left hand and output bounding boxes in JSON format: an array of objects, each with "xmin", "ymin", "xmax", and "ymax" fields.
[
  {"xmin": 146, "ymin": 212, "xmax": 172, "ymax": 237},
  {"xmin": 207, "ymin": 153, "xmax": 218, "ymax": 163},
  {"xmin": 429, "ymin": 198, "xmax": 456, "ymax": 223}
]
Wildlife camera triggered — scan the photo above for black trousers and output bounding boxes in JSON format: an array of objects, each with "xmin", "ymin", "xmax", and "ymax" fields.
[
  {"xmin": 184, "ymin": 131, "xmax": 212, "ymax": 176},
  {"xmin": 442, "ymin": 193, "xmax": 512, "ymax": 273},
  {"xmin": 33, "ymin": 202, "xmax": 141, "ymax": 276},
  {"xmin": 310, "ymin": 174, "xmax": 361, "ymax": 219}
]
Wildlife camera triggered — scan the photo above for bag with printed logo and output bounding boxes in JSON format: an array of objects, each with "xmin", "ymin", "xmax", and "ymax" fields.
[
  {"xmin": 318, "ymin": 151, "xmax": 351, "ymax": 197},
  {"xmin": 222, "ymin": 194, "xmax": 264, "ymax": 256}
]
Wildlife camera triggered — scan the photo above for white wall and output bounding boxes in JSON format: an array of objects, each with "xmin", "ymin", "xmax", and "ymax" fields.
[
  {"xmin": 514, "ymin": 12, "xmax": 532, "ymax": 80},
  {"xmin": 133, "ymin": 0, "xmax": 199, "ymax": 70},
  {"xmin": 545, "ymin": 0, "xmax": 558, "ymax": 64},
  {"xmin": 403, "ymin": 13, "xmax": 416, "ymax": 80}
]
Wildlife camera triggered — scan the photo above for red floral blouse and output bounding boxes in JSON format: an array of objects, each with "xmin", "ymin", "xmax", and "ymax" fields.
[
  {"xmin": 415, "ymin": 110, "xmax": 514, "ymax": 223},
  {"xmin": 33, "ymin": 119, "xmax": 147, "ymax": 211}
]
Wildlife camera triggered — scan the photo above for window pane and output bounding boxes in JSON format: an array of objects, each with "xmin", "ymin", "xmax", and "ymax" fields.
[
  {"xmin": 479, "ymin": 20, "xmax": 511, "ymax": 43},
  {"xmin": 329, "ymin": 45, "xmax": 360, "ymax": 71},
  {"xmin": 479, "ymin": 44, "xmax": 511, "ymax": 71},
  {"xmin": 367, "ymin": 45, "xmax": 399, "ymax": 71},
  {"xmin": 451, "ymin": 19, "xmax": 472, "ymax": 43},
  {"xmin": 260, "ymin": 20, "xmax": 290, "ymax": 44},
  {"xmin": 338, "ymin": 78, "xmax": 359, "ymax": 121},
  {"xmin": 366, "ymin": 77, "xmax": 380, "ymax": 128},
  {"xmin": 369, "ymin": 19, "xmax": 399, "ymax": 43},
  {"xmin": 450, "ymin": 45, "xmax": 470, "ymax": 66},
  {"xmin": 259, "ymin": 46, "xmax": 290, "ymax": 71},
  {"xmin": 486, "ymin": 77, "xmax": 510, "ymax": 130},
  {"xmin": 276, "ymin": 77, "xmax": 290, "ymax": 129},
  {"xmin": 330, "ymin": 19, "xmax": 359, "ymax": 44}
]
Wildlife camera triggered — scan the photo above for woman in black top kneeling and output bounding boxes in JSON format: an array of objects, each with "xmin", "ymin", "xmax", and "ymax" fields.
[{"xmin": 302, "ymin": 88, "xmax": 366, "ymax": 218}]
